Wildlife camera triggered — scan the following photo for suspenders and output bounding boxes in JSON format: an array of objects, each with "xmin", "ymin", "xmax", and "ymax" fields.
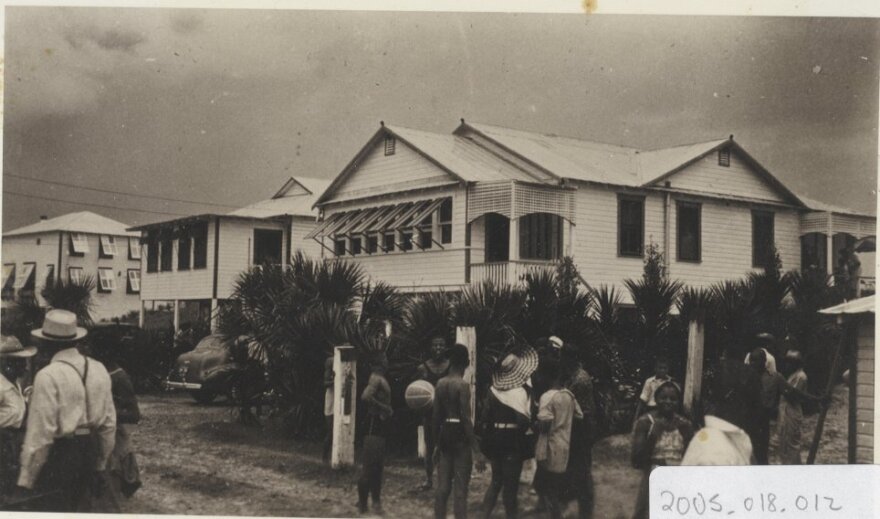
[{"xmin": 55, "ymin": 357, "xmax": 91, "ymax": 431}]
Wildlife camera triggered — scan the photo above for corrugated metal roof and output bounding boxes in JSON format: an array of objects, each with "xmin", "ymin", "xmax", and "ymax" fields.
[
  {"xmin": 228, "ymin": 176, "xmax": 330, "ymax": 218},
  {"xmin": 463, "ymin": 122, "xmax": 643, "ymax": 185},
  {"xmin": 797, "ymin": 194, "xmax": 876, "ymax": 218},
  {"xmin": 819, "ymin": 295, "xmax": 875, "ymax": 315},
  {"xmin": 4, "ymin": 211, "xmax": 138, "ymax": 237},
  {"xmin": 388, "ymin": 125, "xmax": 538, "ymax": 183}
]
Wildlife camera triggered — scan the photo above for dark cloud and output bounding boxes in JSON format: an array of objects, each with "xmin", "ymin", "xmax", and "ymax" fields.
[{"xmin": 64, "ymin": 25, "xmax": 145, "ymax": 53}]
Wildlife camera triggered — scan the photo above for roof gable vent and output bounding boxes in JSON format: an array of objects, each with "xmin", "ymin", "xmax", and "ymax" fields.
[
  {"xmin": 384, "ymin": 135, "xmax": 396, "ymax": 156},
  {"xmin": 718, "ymin": 148, "xmax": 731, "ymax": 167}
]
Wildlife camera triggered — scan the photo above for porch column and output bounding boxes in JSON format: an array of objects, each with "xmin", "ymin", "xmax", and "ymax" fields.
[
  {"xmin": 210, "ymin": 298, "xmax": 220, "ymax": 333},
  {"xmin": 138, "ymin": 300, "xmax": 145, "ymax": 329},
  {"xmin": 826, "ymin": 214, "xmax": 835, "ymax": 283},
  {"xmin": 172, "ymin": 299, "xmax": 180, "ymax": 333},
  {"xmin": 508, "ymin": 216, "xmax": 519, "ymax": 285}
]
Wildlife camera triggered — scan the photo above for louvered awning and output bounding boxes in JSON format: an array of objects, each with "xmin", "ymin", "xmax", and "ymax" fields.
[
  {"xmin": 467, "ymin": 181, "xmax": 576, "ymax": 224},
  {"xmin": 308, "ymin": 198, "xmax": 449, "ymax": 240}
]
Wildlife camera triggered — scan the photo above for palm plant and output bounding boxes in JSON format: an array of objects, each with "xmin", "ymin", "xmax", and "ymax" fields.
[
  {"xmin": 748, "ymin": 246, "xmax": 791, "ymax": 340},
  {"xmin": 394, "ymin": 291, "xmax": 454, "ymax": 375},
  {"xmin": 590, "ymin": 285, "xmax": 622, "ymax": 340},
  {"xmin": 3, "ymin": 293, "xmax": 47, "ymax": 344},
  {"xmin": 624, "ymin": 244, "xmax": 682, "ymax": 363},
  {"xmin": 41, "ymin": 275, "xmax": 96, "ymax": 327},
  {"xmin": 709, "ymin": 279, "xmax": 760, "ymax": 360}
]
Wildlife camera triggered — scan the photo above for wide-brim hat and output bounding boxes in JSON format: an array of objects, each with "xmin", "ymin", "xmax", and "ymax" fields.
[
  {"xmin": 492, "ymin": 346, "xmax": 539, "ymax": 391},
  {"xmin": 0, "ymin": 335, "xmax": 37, "ymax": 358},
  {"xmin": 31, "ymin": 309, "xmax": 87, "ymax": 343}
]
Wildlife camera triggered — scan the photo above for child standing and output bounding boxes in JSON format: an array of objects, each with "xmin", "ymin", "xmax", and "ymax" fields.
[
  {"xmin": 534, "ymin": 359, "xmax": 582, "ymax": 519},
  {"xmin": 632, "ymin": 357, "xmax": 672, "ymax": 425},
  {"xmin": 630, "ymin": 381, "xmax": 693, "ymax": 519}
]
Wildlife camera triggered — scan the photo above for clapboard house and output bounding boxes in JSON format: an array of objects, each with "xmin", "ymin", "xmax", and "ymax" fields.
[
  {"xmin": 2, "ymin": 211, "xmax": 142, "ymax": 322},
  {"xmin": 311, "ymin": 120, "xmax": 875, "ymax": 298},
  {"xmin": 129, "ymin": 176, "xmax": 328, "ymax": 331}
]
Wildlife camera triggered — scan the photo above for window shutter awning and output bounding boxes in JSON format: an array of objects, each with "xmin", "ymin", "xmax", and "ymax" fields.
[
  {"xmin": 305, "ymin": 212, "xmax": 345, "ymax": 240},
  {"xmin": 2, "ymin": 265, "xmax": 14, "ymax": 289},
  {"xmin": 13, "ymin": 264, "xmax": 35, "ymax": 289},
  {"xmin": 409, "ymin": 198, "xmax": 446, "ymax": 227}
]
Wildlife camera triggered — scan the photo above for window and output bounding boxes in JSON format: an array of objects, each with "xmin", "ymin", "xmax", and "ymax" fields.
[
  {"xmin": 14, "ymin": 263, "xmax": 36, "ymax": 292},
  {"xmin": 99, "ymin": 235, "xmax": 117, "ymax": 257},
  {"xmin": 2, "ymin": 264, "xmax": 15, "ymax": 300},
  {"xmin": 384, "ymin": 136, "xmax": 396, "ymax": 156},
  {"xmin": 350, "ymin": 237, "xmax": 362, "ymax": 255},
  {"xmin": 160, "ymin": 236, "xmax": 174, "ymax": 271},
  {"xmin": 752, "ymin": 210, "xmax": 775, "ymax": 267},
  {"xmin": 400, "ymin": 231, "xmax": 413, "ymax": 251},
  {"xmin": 419, "ymin": 212, "xmax": 433, "ymax": 249},
  {"xmin": 69, "ymin": 233, "xmax": 89, "ymax": 255},
  {"xmin": 439, "ymin": 198, "xmax": 453, "ymax": 244},
  {"xmin": 178, "ymin": 231, "xmax": 192, "ymax": 271},
  {"xmin": 192, "ymin": 222, "xmax": 208, "ymax": 269},
  {"xmin": 97, "ymin": 268, "xmax": 116, "ymax": 292},
  {"xmin": 127, "ymin": 269, "xmax": 141, "ymax": 294},
  {"xmin": 145, "ymin": 237, "xmax": 159, "ymax": 273},
  {"xmin": 676, "ymin": 202, "xmax": 701, "ymax": 262},
  {"xmin": 718, "ymin": 148, "xmax": 731, "ymax": 167},
  {"xmin": 618, "ymin": 196, "xmax": 645, "ymax": 257},
  {"xmin": 44, "ymin": 264, "xmax": 55, "ymax": 286},
  {"xmin": 519, "ymin": 213, "xmax": 563, "ymax": 260},
  {"xmin": 366, "ymin": 235, "xmax": 379, "ymax": 254},
  {"xmin": 129, "ymin": 237, "xmax": 141, "ymax": 260},
  {"xmin": 334, "ymin": 238, "xmax": 347, "ymax": 257},
  {"xmin": 254, "ymin": 229, "xmax": 284, "ymax": 265},
  {"xmin": 383, "ymin": 233, "xmax": 395, "ymax": 252},
  {"xmin": 69, "ymin": 267, "xmax": 84, "ymax": 284},
  {"xmin": 800, "ymin": 232, "xmax": 827, "ymax": 272}
]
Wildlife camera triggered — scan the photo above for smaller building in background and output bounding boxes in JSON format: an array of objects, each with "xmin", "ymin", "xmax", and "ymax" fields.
[
  {"xmin": 2, "ymin": 211, "xmax": 142, "ymax": 322},
  {"xmin": 128, "ymin": 176, "xmax": 328, "ymax": 332}
]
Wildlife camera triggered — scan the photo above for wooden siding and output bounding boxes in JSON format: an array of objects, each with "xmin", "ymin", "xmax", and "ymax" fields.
[
  {"xmin": 570, "ymin": 185, "xmax": 801, "ymax": 302},
  {"xmin": 215, "ymin": 219, "xmax": 288, "ymax": 299},
  {"xmin": 855, "ymin": 315, "xmax": 874, "ymax": 464},
  {"xmin": 327, "ymin": 138, "xmax": 457, "ymax": 203},
  {"xmin": 658, "ymin": 150, "xmax": 786, "ymax": 203},
  {"xmin": 290, "ymin": 216, "xmax": 323, "ymax": 260},
  {"xmin": 2, "ymin": 232, "xmax": 141, "ymax": 321},
  {"xmin": 320, "ymin": 186, "xmax": 467, "ymax": 290},
  {"xmin": 140, "ymin": 221, "xmax": 216, "ymax": 301},
  {"xmin": 670, "ymin": 199, "xmax": 799, "ymax": 288},
  {"xmin": 570, "ymin": 186, "xmax": 665, "ymax": 300}
]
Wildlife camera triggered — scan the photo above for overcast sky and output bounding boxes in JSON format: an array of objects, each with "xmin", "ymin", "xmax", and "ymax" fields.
[{"xmin": 2, "ymin": 8, "xmax": 878, "ymax": 230}]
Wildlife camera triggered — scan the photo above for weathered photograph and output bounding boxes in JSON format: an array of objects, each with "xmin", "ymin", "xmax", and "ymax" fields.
[{"xmin": 1, "ymin": 6, "xmax": 877, "ymax": 518}]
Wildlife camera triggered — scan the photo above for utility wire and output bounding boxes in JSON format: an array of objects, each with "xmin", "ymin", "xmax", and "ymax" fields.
[
  {"xmin": 4, "ymin": 190, "xmax": 195, "ymax": 217},
  {"xmin": 5, "ymin": 173, "xmax": 239, "ymax": 208}
]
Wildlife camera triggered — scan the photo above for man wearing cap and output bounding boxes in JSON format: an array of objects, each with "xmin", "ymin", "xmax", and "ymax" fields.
[
  {"xmin": 1, "ymin": 335, "xmax": 36, "ymax": 497},
  {"xmin": 13, "ymin": 309, "xmax": 116, "ymax": 512}
]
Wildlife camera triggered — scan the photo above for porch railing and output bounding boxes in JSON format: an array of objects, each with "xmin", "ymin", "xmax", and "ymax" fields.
[{"xmin": 469, "ymin": 260, "xmax": 558, "ymax": 286}]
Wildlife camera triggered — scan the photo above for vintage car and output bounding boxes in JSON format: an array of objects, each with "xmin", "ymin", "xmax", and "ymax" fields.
[{"xmin": 165, "ymin": 334, "xmax": 238, "ymax": 403}]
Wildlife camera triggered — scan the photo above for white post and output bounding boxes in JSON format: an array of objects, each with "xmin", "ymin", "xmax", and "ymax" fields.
[
  {"xmin": 332, "ymin": 345, "xmax": 357, "ymax": 469},
  {"xmin": 508, "ymin": 217, "xmax": 519, "ymax": 285},
  {"xmin": 138, "ymin": 299, "xmax": 145, "ymax": 328},
  {"xmin": 826, "ymin": 214, "xmax": 835, "ymax": 283},
  {"xmin": 456, "ymin": 326, "xmax": 478, "ymax": 424},
  {"xmin": 683, "ymin": 320, "xmax": 705, "ymax": 416},
  {"xmin": 172, "ymin": 299, "xmax": 180, "ymax": 333}
]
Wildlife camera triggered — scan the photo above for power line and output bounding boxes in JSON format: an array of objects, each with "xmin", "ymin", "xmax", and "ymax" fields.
[
  {"xmin": 5, "ymin": 173, "xmax": 239, "ymax": 208},
  {"xmin": 4, "ymin": 190, "xmax": 195, "ymax": 217}
]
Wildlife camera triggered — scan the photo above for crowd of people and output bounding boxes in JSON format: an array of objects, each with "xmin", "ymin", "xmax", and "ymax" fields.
[
  {"xmin": 0, "ymin": 309, "xmax": 141, "ymax": 512},
  {"xmin": 339, "ymin": 331, "xmax": 825, "ymax": 519}
]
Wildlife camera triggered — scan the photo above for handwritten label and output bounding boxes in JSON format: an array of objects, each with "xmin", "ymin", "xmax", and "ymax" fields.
[{"xmin": 651, "ymin": 465, "xmax": 878, "ymax": 518}]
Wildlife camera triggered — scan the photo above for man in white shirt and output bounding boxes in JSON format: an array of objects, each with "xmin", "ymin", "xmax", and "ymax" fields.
[{"xmin": 13, "ymin": 310, "xmax": 116, "ymax": 512}]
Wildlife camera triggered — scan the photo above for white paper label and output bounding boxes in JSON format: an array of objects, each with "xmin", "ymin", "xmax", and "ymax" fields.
[{"xmin": 650, "ymin": 465, "xmax": 879, "ymax": 518}]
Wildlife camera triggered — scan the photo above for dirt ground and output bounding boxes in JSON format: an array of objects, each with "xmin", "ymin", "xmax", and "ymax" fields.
[{"xmin": 119, "ymin": 384, "xmax": 850, "ymax": 518}]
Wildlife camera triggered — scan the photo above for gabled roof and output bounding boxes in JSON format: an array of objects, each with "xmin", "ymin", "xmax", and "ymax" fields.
[
  {"xmin": 458, "ymin": 121, "xmax": 804, "ymax": 207},
  {"xmin": 4, "ymin": 211, "xmax": 138, "ymax": 238},
  {"xmin": 315, "ymin": 124, "xmax": 542, "ymax": 206},
  {"xmin": 232, "ymin": 176, "xmax": 330, "ymax": 219}
]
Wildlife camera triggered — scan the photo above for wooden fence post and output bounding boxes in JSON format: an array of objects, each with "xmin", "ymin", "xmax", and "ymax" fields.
[
  {"xmin": 456, "ymin": 326, "xmax": 478, "ymax": 424},
  {"xmin": 684, "ymin": 320, "xmax": 704, "ymax": 416},
  {"xmin": 332, "ymin": 345, "xmax": 357, "ymax": 469}
]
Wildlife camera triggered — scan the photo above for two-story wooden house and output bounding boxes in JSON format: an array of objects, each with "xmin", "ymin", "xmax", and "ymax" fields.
[
  {"xmin": 2, "ymin": 211, "xmax": 142, "ymax": 321},
  {"xmin": 311, "ymin": 121, "xmax": 875, "ymax": 298},
  {"xmin": 129, "ymin": 176, "xmax": 328, "ymax": 331}
]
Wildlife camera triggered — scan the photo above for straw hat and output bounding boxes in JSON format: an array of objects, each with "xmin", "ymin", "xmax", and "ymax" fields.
[
  {"xmin": 0, "ymin": 335, "xmax": 37, "ymax": 358},
  {"xmin": 492, "ymin": 346, "xmax": 539, "ymax": 391},
  {"xmin": 548, "ymin": 336, "xmax": 564, "ymax": 350},
  {"xmin": 31, "ymin": 309, "xmax": 87, "ymax": 342}
]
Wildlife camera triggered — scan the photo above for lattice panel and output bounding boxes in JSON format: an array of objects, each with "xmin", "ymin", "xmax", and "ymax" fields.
[
  {"xmin": 467, "ymin": 181, "xmax": 512, "ymax": 221},
  {"xmin": 512, "ymin": 183, "xmax": 576, "ymax": 223},
  {"xmin": 833, "ymin": 214, "xmax": 864, "ymax": 237}
]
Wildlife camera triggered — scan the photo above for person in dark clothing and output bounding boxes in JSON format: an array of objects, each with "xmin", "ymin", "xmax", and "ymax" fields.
[
  {"xmin": 322, "ymin": 354, "xmax": 334, "ymax": 464},
  {"xmin": 417, "ymin": 336, "xmax": 450, "ymax": 491},
  {"xmin": 479, "ymin": 348, "xmax": 538, "ymax": 519},
  {"xmin": 357, "ymin": 353, "xmax": 392, "ymax": 515},
  {"xmin": 0, "ymin": 336, "xmax": 35, "ymax": 502},
  {"xmin": 434, "ymin": 344, "xmax": 484, "ymax": 519},
  {"xmin": 561, "ymin": 345, "xmax": 597, "ymax": 519}
]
